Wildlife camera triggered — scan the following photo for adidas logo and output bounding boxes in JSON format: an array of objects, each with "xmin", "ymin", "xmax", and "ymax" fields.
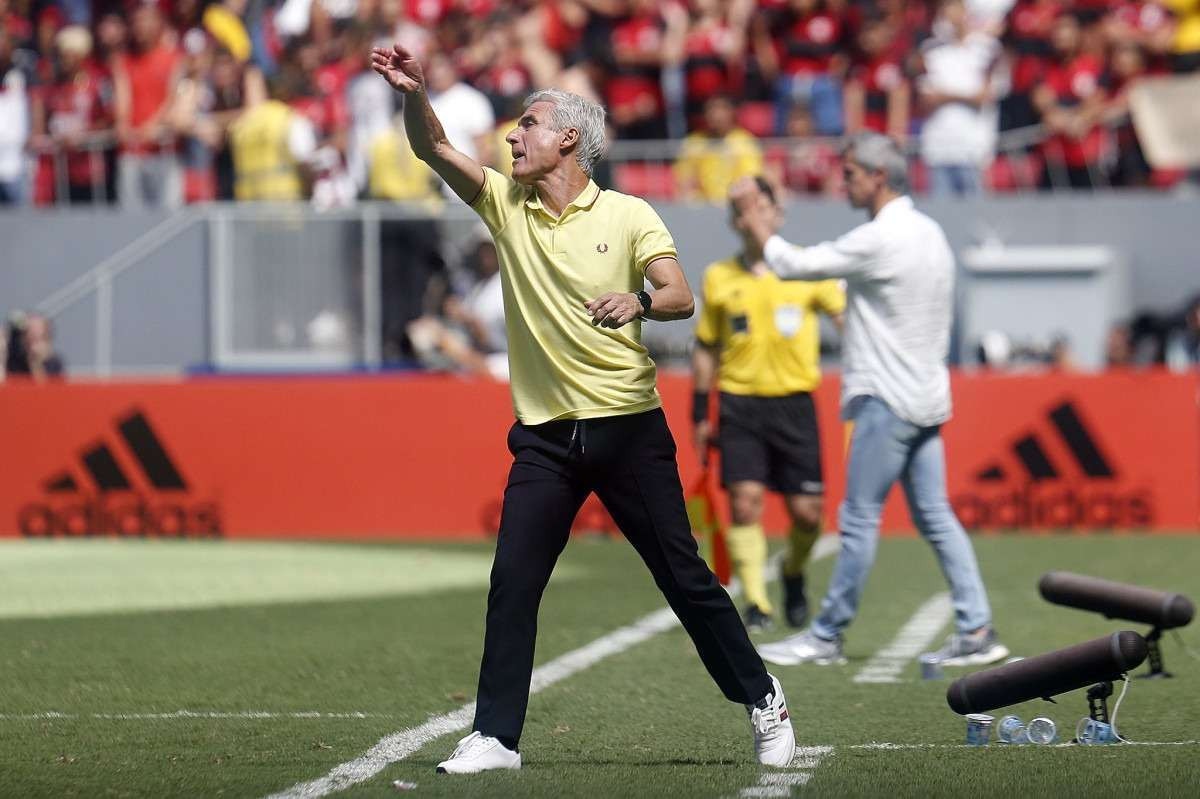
[
  {"xmin": 951, "ymin": 400, "xmax": 1153, "ymax": 530},
  {"xmin": 18, "ymin": 409, "xmax": 222, "ymax": 538}
]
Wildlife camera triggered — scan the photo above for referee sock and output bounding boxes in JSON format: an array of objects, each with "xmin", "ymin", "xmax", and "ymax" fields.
[
  {"xmin": 783, "ymin": 523, "xmax": 821, "ymax": 578},
  {"xmin": 727, "ymin": 523, "xmax": 771, "ymax": 613}
]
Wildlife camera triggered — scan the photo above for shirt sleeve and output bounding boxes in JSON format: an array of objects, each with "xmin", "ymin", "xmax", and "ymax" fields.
[
  {"xmin": 469, "ymin": 166, "xmax": 522, "ymax": 235},
  {"xmin": 694, "ymin": 269, "xmax": 722, "ymax": 346},
  {"xmin": 814, "ymin": 279, "xmax": 847, "ymax": 316},
  {"xmin": 628, "ymin": 198, "xmax": 679, "ymax": 274},
  {"xmin": 763, "ymin": 222, "xmax": 880, "ymax": 280}
]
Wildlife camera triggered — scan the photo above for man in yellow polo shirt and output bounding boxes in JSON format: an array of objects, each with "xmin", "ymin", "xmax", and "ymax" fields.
[
  {"xmin": 693, "ymin": 177, "xmax": 844, "ymax": 634},
  {"xmin": 371, "ymin": 43, "xmax": 796, "ymax": 774}
]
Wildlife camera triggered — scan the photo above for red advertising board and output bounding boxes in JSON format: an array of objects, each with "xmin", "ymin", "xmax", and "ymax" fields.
[{"xmin": 1, "ymin": 371, "xmax": 1196, "ymax": 538}]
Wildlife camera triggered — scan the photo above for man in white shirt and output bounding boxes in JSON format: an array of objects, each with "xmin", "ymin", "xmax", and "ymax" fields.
[
  {"xmin": 728, "ymin": 133, "xmax": 1007, "ymax": 668},
  {"xmin": 918, "ymin": 0, "xmax": 1000, "ymax": 196},
  {"xmin": 0, "ymin": 24, "xmax": 29, "ymax": 205}
]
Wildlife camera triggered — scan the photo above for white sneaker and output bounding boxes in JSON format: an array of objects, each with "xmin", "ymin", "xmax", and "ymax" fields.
[
  {"xmin": 924, "ymin": 626, "xmax": 1010, "ymax": 667},
  {"xmin": 747, "ymin": 673, "xmax": 796, "ymax": 767},
  {"xmin": 758, "ymin": 630, "xmax": 847, "ymax": 666},
  {"xmin": 435, "ymin": 731, "xmax": 521, "ymax": 774}
]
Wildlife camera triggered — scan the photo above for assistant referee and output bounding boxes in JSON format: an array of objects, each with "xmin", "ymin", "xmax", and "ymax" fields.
[
  {"xmin": 371, "ymin": 44, "xmax": 796, "ymax": 774},
  {"xmin": 693, "ymin": 177, "xmax": 844, "ymax": 633}
]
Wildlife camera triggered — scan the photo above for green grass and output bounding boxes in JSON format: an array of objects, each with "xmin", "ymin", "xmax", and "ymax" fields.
[{"xmin": 1, "ymin": 535, "xmax": 1198, "ymax": 798}]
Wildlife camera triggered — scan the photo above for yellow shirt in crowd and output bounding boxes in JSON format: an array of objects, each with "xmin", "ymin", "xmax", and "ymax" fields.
[
  {"xmin": 229, "ymin": 100, "xmax": 303, "ymax": 201},
  {"xmin": 674, "ymin": 128, "xmax": 764, "ymax": 203},
  {"xmin": 470, "ymin": 167, "xmax": 677, "ymax": 425},
  {"xmin": 695, "ymin": 257, "xmax": 845, "ymax": 396},
  {"xmin": 367, "ymin": 126, "xmax": 440, "ymax": 204},
  {"xmin": 1163, "ymin": 0, "xmax": 1200, "ymax": 53}
]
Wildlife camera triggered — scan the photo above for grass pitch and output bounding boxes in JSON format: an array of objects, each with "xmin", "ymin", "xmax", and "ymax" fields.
[{"xmin": 1, "ymin": 534, "xmax": 1198, "ymax": 798}]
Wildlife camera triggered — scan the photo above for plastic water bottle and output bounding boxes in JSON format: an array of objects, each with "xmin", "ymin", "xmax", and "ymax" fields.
[
  {"xmin": 1078, "ymin": 719, "xmax": 1117, "ymax": 745},
  {"xmin": 1026, "ymin": 717, "xmax": 1057, "ymax": 745},
  {"xmin": 997, "ymin": 715, "xmax": 1026, "ymax": 744}
]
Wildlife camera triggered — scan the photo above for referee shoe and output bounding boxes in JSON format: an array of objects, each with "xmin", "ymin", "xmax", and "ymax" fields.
[
  {"xmin": 435, "ymin": 732, "xmax": 521, "ymax": 774},
  {"xmin": 781, "ymin": 571, "xmax": 809, "ymax": 629},
  {"xmin": 743, "ymin": 605, "xmax": 774, "ymax": 633}
]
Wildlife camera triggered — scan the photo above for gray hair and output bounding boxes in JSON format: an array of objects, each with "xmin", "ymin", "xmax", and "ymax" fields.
[
  {"xmin": 523, "ymin": 89, "xmax": 608, "ymax": 177},
  {"xmin": 843, "ymin": 132, "xmax": 908, "ymax": 193}
]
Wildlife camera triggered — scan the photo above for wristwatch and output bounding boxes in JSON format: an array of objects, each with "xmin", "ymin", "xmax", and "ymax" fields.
[{"xmin": 635, "ymin": 290, "xmax": 653, "ymax": 318}]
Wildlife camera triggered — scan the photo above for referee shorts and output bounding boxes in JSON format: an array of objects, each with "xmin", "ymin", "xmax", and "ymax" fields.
[{"xmin": 718, "ymin": 391, "xmax": 824, "ymax": 496}]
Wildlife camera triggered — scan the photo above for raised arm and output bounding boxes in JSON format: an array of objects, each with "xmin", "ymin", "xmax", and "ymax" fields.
[
  {"xmin": 728, "ymin": 177, "xmax": 875, "ymax": 280},
  {"xmin": 371, "ymin": 44, "xmax": 485, "ymax": 203}
]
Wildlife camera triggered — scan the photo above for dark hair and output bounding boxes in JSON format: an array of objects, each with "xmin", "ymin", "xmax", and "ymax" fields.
[
  {"xmin": 5, "ymin": 316, "xmax": 29, "ymax": 375},
  {"xmin": 753, "ymin": 176, "xmax": 778, "ymax": 207}
]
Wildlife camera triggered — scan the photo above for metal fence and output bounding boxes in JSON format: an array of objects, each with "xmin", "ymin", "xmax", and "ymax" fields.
[{"xmin": 36, "ymin": 203, "xmax": 490, "ymax": 375}]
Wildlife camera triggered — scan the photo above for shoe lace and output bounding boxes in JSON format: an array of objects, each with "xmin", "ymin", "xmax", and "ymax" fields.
[
  {"xmin": 751, "ymin": 699, "xmax": 782, "ymax": 736},
  {"xmin": 451, "ymin": 731, "xmax": 493, "ymax": 759}
]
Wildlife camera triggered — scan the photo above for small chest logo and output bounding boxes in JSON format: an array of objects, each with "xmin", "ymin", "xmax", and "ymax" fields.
[{"xmin": 595, "ymin": 243, "xmax": 609, "ymax": 254}]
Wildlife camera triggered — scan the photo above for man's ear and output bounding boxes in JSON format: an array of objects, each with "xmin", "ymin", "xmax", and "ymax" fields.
[{"xmin": 560, "ymin": 126, "xmax": 580, "ymax": 153}]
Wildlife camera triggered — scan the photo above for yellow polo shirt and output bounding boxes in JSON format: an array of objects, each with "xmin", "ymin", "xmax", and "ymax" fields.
[
  {"xmin": 673, "ymin": 128, "xmax": 764, "ymax": 203},
  {"xmin": 695, "ymin": 257, "xmax": 844, "ymax": 396},
  {"xmin": 470, "ymin": 167, "xmax": 678, "ymax": 424}
]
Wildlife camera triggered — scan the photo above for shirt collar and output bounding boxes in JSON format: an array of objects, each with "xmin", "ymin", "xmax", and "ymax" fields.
[
  {"xmin": 874, "ymin": 195, "xmax": 913, "ymax": 221},
  {"xmin": 524, "ymin": 180, "xmax": 602, "ymax": 217}
]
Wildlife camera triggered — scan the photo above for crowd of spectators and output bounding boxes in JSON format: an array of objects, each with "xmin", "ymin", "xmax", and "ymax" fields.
[{"xmin": 1, "ymin": 0, "xmax": 1198, "ymax": 209}]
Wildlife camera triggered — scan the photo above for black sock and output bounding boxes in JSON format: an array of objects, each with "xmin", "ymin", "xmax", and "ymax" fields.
[{"xmin": 497, "ymin": 736, "xmax": 519, "ymax": 752}]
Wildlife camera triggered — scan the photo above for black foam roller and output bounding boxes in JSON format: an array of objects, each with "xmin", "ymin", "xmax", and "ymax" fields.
[
  {"xmin": 1040, "ymin": 571, "xmax": 1195, "ymax": 629},
  {"xmin": 947, "ymin": 631, "xmax": 1148, "ymax": 715}
]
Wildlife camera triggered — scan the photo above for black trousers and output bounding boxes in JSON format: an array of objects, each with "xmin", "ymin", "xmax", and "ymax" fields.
[{"xmin": 472, "ymin": 408, "xmax": 772, "ymax": 746}]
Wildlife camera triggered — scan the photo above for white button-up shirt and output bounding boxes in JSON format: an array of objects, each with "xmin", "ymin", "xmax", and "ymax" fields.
[{"xmin": 763, "ymin": 195, "xmax": 954, "ymax": 427}]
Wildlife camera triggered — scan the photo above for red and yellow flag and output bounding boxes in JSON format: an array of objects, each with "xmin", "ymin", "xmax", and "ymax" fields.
[{"xmin": 685, "ymin": 465, "xmax": 732, "ymax": 585}]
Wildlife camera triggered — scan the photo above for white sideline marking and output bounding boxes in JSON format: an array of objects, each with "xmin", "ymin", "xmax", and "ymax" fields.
[
  {"xmin": 736, "ymin": 746, "xmax": 832, "ymax": 798},
  {"xmin": 0, "ymin": 711, "xmax": 389, "ymax": 720},
  {"xmin": 265, "ymin": 536, "xmax": 840, "ymax": 799},
  {"xmin": 853, "ymin": 593, "xmax": 952, "ymax": 684},
  {"xmin": 847, "ymin": 741, "xmax": 1200, "ymax": 750}
]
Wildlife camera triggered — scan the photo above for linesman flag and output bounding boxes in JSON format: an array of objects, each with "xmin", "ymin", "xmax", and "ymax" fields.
[{"xmin": 685, "ymin": 462, "xmax": 732, "ymax": 585}]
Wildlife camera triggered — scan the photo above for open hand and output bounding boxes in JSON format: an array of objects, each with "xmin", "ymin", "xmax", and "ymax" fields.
[
  {"xmin": 371, "ymin": 44, "xmax": 426, "ymax": 93},
  {"xmin": 584, "ymin": 292, "xmax": 642, "ymax": 329},
  {"xmin": 728, "ymin": 176, "xmax": 774, "ymax": 246}
]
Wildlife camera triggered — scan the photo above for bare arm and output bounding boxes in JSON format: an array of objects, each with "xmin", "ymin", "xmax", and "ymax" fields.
[
  {"xmin": 690, "ymin": 340, "xmax": 719, "ymax": 456},
  {"xmin": 644, "ymin": 257, "xmax": 695, "ymax": 320},
  {"xmin": 843, "ymin": 78, "xmax": 865, "ymax": 133},
  {"xmin": 113, "ymin": 62, "xmax": 133, "ymax": 143},
  {"xmin": 887, "ymin": 81, "xmax": 911, "ymax": 144},
  {"xmin": 371, "ymin": 44, "xmax": 485, "ymax": 203},
  {"xmin": 692, "ymin": 339, "xmax": 718, "ymax": 393},
  {"xmin": 583, "ymin": 256, "xmax": 696, "ymax": 328}
]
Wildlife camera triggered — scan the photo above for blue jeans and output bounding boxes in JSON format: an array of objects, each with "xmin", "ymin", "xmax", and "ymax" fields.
[
  {"xmin": 928, "ymin": 164, "xmax": 982, "ymax": 197},
  {"xmin": 774, "ymin": 74, "xmax": 844, "ymax": 136},
  {"xmin": 811, "ymin": 396, "xmax": 992, "ymax": 640}
]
